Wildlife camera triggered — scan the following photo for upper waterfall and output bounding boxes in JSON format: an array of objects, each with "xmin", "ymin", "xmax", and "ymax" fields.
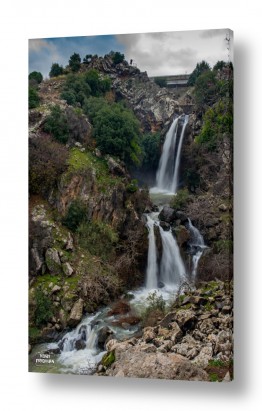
[{"xmin": 154, "ymin": 114, "xmax": 188, "ymax": 194}]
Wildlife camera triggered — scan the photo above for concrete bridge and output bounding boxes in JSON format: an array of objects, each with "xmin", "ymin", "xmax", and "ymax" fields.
[{"xmin": 151, "ymin": 74, "xmax": 190, "ymax": 88}]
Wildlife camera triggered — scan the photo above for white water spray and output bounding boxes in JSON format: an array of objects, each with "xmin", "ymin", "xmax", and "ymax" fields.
[
  {"xmin": 188, "ymin": 218, "xmax": 206, "ymax": 277},
  {"xmin": 172, "ymin": 115, "xmax": 189, "ymax": 193}
]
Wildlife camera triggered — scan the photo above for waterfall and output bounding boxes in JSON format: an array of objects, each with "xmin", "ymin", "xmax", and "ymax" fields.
[
  {"xmin": 159, "ymin": 226, "xmax": 186, "ymax": 288},
  {"xmin": 155, "ymin": 115, "xmax": 188, "ymax": 193},
  {"xmin": 156, "ymin": 117, "xmax": 180, "ymax": 191},
  {"xmin": 188, "ymin": 218, "xmax": 206, "ymax": 277},
  {"xmin": 171, "ymin": 115, "xmax": 189, "ymax": 193},
  {"xmin": 145, "ymin": 214, "xmax": 159, "ymax": 289}
]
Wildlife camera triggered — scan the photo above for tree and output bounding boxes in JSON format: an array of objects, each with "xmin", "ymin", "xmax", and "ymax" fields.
[
  {"xmin": 213, "ymin": 60, "xmax": 227, "ymax": 71},
  {"xmin": 69, "ymin": 52, "xmax": 81, "ymax": 72},
  {"xmin": 49, "ymin": 63, "xmax": 64, "ymax": 77},
  {"xmin": 111, "ymin": 51, "xmax": 125, "ymax": 65},
  {"xmin": 84, "ymin": 98, "xmax": 141, "ymax": 165},
  {"xmin": 194, "ymin": 70, "xmax": 218, "ymax": 107},
  {"xmin": 29, "ymin": 71, "xmax": 43, "ymax": 84},
  {"xmin": 140, "ymin": 132, "xmax": 161, "ymax": 170},
  {"xmin": 188, "ymin": 60, "xmax": 211, "ymax": 86}
]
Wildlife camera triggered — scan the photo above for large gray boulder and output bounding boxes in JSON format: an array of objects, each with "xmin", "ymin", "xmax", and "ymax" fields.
[{"xmin": 68, "ymin": 299, "xmax": 84, "ymax": 327}]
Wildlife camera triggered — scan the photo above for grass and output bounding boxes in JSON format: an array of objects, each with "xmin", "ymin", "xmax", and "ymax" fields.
[{"xmin": 66, "ymin": 148, "xmax": 123, "ymax": 193}]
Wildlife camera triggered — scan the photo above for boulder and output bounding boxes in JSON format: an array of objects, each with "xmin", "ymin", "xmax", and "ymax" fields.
[
  {"xmin": 75, "ymin": 339, "xmax": 86, "ymax": 350},
  {"xmin": 175, "ymin": 310, "xmax": 197, "ymax": 332},
  {"xmin": 143, "ymin": 327, "xmax": 156, "ymax": 343},
  {"xmin": 159, "ymin": 221, "xmax": 170, "ymax": 231},
  {"xmin": 174, "ymin": 225, "xmax": 190, "ymax": 247},
  {"xmin": 159, "ymin": 206, "xmax": 176, "ymax": 224},
  {"xmin": 104, "ymin": 346, "xmax": 208, "ymax": 381},
  {"xmin": 107, "ymin": 156, "xmax": 126, "ymax": 176},
  {"xmin": 97, "ymin": 326, "xmax": 114, "ymax": 350},
  {"xmin": 68, "ymin": 299, "xmax": 84, "ymax": 327},
  {"xmin": 169, "ymin": 322, "xmax": 183, "ymax": 343},
  {"xmin": 45, "ymin": 248, "xmax": 61, "ymax": 274},
  {"xmin": 62, "ymin": 262, "xmax": 74, "ymax": 277}
]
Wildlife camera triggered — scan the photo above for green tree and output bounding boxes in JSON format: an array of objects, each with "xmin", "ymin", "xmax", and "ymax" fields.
[
  {"xmin": 213, "ymin": 60, "xmax": 227, "ymax": 71},
  {"xmin": 188, "ymin": 60, "xmax": 211, "ymax": 86},
  {"xmin": 83, "ymin": 54, "xmax": 93, "ymax": 63},
  {"xmin": 140, "ymin": 132, "xmax": 161, "ymax": 170},
  {"xmin": 84, "ymin": 98, "xmax": 141, "ymax": 165},
  {"xmin": 111, "ymin": 51, "xmax": 125, "ymax": 65},
  {"xmin": 62, "ymin": 200, "xmax": 87, "ymax": 232},
  {"xmin": 35, "ymin": 289, "xmax": 53, "ymax": 326},
  {"xmin": 69, "ymin": 52, "xmax": 81, "ymax": 72},
  {"xmin": 49, "ymin": 62, "xmax": 64, "ymax": 77},
  {"xmin": 29, "ymin": 71, "xmax": 43, "ymax": 84},
  {"xmin": 43, "ymin": 105, "xmax": 69, "ymax": 143}
]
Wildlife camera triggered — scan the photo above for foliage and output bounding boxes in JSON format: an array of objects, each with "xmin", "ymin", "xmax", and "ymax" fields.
[
  {"xmin": 126, "ymin": 179, "xmax": 138, "ymax": 193},
  {"xmin": 60, "ymin": 70, "xmax": 111, "ymax": 107},
  {"xmin": 154, "ymin": 77, "xmax": 167, "ymax": 87},
  {"xmin": 102, "ymin": 350, "xmax": 115, "ymax": 367},
  {"xmin": 69, "ymin": 52, "xmax": 81, "ymax": 72},
  {"xmin": 188, "ymin": 60, "xmax": 211, "ymax": 86},
  {"xmin": 62, "ymin": 200, "xmax": 87, "ymax": 232},
  {"xmin": 49, "ymin": 62, "xmax": 64, "ymax": 77},
  {"xmin": 34, "ymin": 289, "xmax": 53, "ymax": 327},
  {"xmin": 77, "ymin": 220, "xmax": 119, "ymax": 261},
  {"xmin": 140, "ymin": 132, "xmax": 161, "ymax": 170},
  {"xmin": 44, "ymin": 105, "xmax": 69, "ymax": 143},
  {"xmin": 141, "ymin": 291, "xmax": 166, "ymax": 327},
  {"xmin": 214, "ymin": 239, "xmax": 233, "ymax": 254},
  {"xmin": 194, "ymin": 70, "xmax": 218, "ymax": 107},
  {"xmin": 171, "ymin": 188, "xmax": 190, "ymax": 210},
  {"xmin": 29, "ymin": 71, "xmax": 43, "ymax": 84},
  {"xmin": 213, "ymin": 60, "xmax": 227, "ymax": 71},
  {"xmin": 195, "ymin": 100, "xmax": 233, "ymax": 150},
  {"xmin": 29, "ymin": 86, "xmax": 40, "ymax": 109},
  {"xmin": 29, "ymin": 135, "xmax": 68, "ymax": 196},
  {"xmin": 84, "ymin": 97, "xmax": 142, "ymax": 166},
  {"xmin": 111, "ymin": 51, "xmax": 125, "ymax": 65}
]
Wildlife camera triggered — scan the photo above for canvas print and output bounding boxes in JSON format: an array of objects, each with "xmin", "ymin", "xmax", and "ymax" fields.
[{"xmin": 29, "ymin": 29, "xmax": 233, "ymax": 381}]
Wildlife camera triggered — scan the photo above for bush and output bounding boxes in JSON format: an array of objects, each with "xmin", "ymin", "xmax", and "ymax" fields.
[
  {"xmin": 62, "ymin": 200, "xmax": 87, "ymax": 232},
  {"xmin": 35, "ymin": 289, "xmax": 53, "ymax": 327},
  {"xmin": 49, "ymin": 62, "xmax": 64, "ymax": 77},
  {"xmin": 194, "ymin": 70, "xmax": 218, "ymax": 107},
  {"xmin": 29, "ymin": 135, "xmax": 68, "ymax": 196},
  {"xmin": 126, "ymin": 179, "xmax": 138, "ymax": 193},
  {"xmin": 141, "ymin": 291, "xmax": 166, "ymax": 327},
  {"xmin": 195, "ymin": 100, "xmax": 233, "ymax": 150},
  {"xmin": 111, "ymin": 51, "xmax": 125, "ymax": 65},
  {"xmin": 188, "ymin": 60, "xmax": 211, "ymax": 86},
  {"xmin": 29, "ymin": 86, "xmax": 40, "ymax": 109},
  {"xmin": 29, "ymin": 71, "xmax": 43, "ymax": 84},
  {"xmin": 171, "ymin": 188, "xmax": 190, "ymax": 210},
  {"xmin": 77, "ymin": 220, "xmax": 119, "ymax": 261},
  {"xmin": 43, "ymin": 105, "xmax": 69, "ymax": 143}
]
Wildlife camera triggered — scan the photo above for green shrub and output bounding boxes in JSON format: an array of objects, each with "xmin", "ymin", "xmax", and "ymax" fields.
[
  {"xmin": 35, "ymin": 289, "xmax": 53, "ymax": 327},
  {"xmin": 29, "ymin": 71, "xmax": 43, "ymax": 84},
  {"xmin": 62, "ymin": 200, "xmax": 87, "ymax": 232},
  {"xmin": 194, "ymin": 70, "xmax": 218, "ymax": 107},
  {"xmin": 141, "ymin": 291, "xmax": 166, "ymax": 326},
  {"xmin": 29, "ymin": 86, "xmax": 40, "ymax": 109},
  {"xmin": 77, "ymin": 220, "xmax": 119, "ymax": 261},
  {"xmin": 126, "ymin": 179, "xmax": 138, "ymax": 193},
  {"xmin": 171, "ymin": 188, "xmax": 190, "ymax": 210},
  {"xmin": 49, "ymin": 62, "xmax": 64, "ymax": 77},
  {"xmin": 195, "ymin": 100, "xmax": 233, "ymax": 150},
  {"xmin": 214, "ymin": 240, "xmax": 233, "ymax": 254},
  {"xmin": 111, "ymin": 51, "xmax": 125, "ymax": 65},
  {"xmin": 101, "ymin": 350, "xmax": 115, "ymax": 367},
  {"xmin": 44, "ymin": 105, "xmax": 69, "ymax": 143}
]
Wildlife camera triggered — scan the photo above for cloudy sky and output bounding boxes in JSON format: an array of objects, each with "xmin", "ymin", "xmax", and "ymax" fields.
[{"xmin": 29, "ymin": 29, "xmax": 232, "ymax": 78}]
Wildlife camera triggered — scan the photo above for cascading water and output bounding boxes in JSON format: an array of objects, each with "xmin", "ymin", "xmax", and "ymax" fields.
[
  {"xmin": 188, "ymin": 218, "xmax": 206, "ymax": 278},
  {"xmin": 145, "ymin": 214, "xmax": 159, "ymax": 289},
  {"xmin": 159, "ymin": 225, "xmax": 186, "ymax": 289},
  {"xmin": 154, "ymin": 114, "xmax": 188, "ymax": 194},
  {"xmin": 156, "ymin": 117, "xmax": 180, "ymax": 192},
  {"xmin": 171, "ymin": 115, "xmax": 189, "ymax": 193}
]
